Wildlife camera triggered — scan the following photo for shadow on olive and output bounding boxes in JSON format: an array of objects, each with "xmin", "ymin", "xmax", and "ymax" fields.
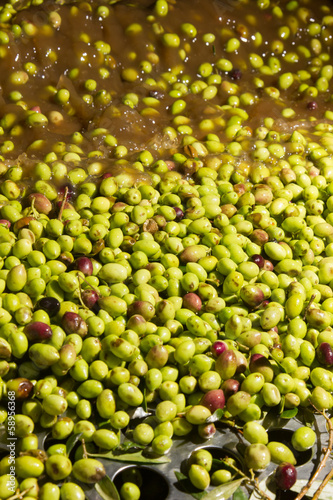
[
  {"xmin": 112, "ymin": 465, "xmax": 169, "ymax": 500},
  {"xmin": 181, "ymin": 445, "xmax": 244, "ymax": 476},
  {"xmin": 267, "ymin": 429, "xmax": 312, "ymax": 466}
]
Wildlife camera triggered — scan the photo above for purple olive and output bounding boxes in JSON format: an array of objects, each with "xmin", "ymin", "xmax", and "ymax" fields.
[
  {"xmin": 61, "ymin": 312, "xmax": 88, "ymax": 337},
  {"xmin": 275, "ymin": 462, "xmax": 297, "ymax": 490},
  {"xmin": 24, "ymin": 322, "xmax": 53, "ymax": 342},
  {"xmin": 173, "ymin": 207, "xmax": 184, "ymax": 221},
  {"xmin": 182, "ymin": 293, "xmax": 202, "ymax": 313},
  {"xmin": 307, "ymin": 101, "xmax": 318, "ymax": 110},
  {"xmin": 81, "ymin": 289, "xmax": 100, "ymax": 309},
  {"xmin": 58, "ymin": 183, "xmax": 76, "ymax": 202},
  {"xmin": 251, "ymin": 254, "xmax": 265, "ymax": 268},
  {"xmin": 221, "ymin": 379, "xmax": 240, "ymax": 399},
  {"xmin": 316, "ymin": 342, "xmax": 333, "ymax": 366},
  {"xmin": 74, "ymin": 256, "xmax": 93, "ymax": 276},
  {"xmin": 201, "ymin": 389, "xmax": 225, "ymax": 412},
  {"xmin": 35, "ymin": 297, "xmax": 60, "ymax": 317},
  {"xmin": 211, "ymin": 341, "xmax": 227, "ymax": 358},
  {"xmin": 230, "ymin": 68, "xmax": 242, "ymax": 80}
]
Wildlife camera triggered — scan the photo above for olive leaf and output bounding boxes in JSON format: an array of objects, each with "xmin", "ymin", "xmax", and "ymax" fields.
[
  {"xmin": 65, "ymin": 432, "xmax": 83, "ymax": 457},
  {"xmin": 174, "ymin": 471, "xmax": 207, "ymax": 500},
  {"xmin": 206, "ymin": 408, "xmax": 224, "ymax": 423},
  {"xmin": 233, "ymin": 487, "xmax": 248, "ymax": 500},
  {"xmin": 278, "ymin": 394, "xmax": 285, "ymax": 415},
  {"xmin": 95, "ymin": 475, "xmax": 120, "ymax": 500},
  {"xmin": 280, "ymin": 408, "xmax": 298, "ymax": 419},
  {"xmin": 298, "ymin": 407, "xmax": 315, "ymax": 427},
  {"xmin": 117, "ymin": 440, "xmax": 146, "ymax": 451},
  {"xmin": 212, "ymin": 459, "xmax": 239, "ymax": 475},
  {"xmin": 202, "ymin": 478, "xmax": 245, "ymax": 500},
  {"xmin": 90, "ymin": 450, "xmax": 171, "ymax": 464}
]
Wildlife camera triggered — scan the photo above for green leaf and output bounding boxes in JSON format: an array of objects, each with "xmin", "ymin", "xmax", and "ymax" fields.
[
  {"xmin": 206, "ymin": 408, "xmax": 224, "ymax": 423},
  {"xmin": 280, "ymin": 408, "xmax": 298, "ymax": 419},
  {"xmin": 90, "ymin": 450, "xmax": 171, "ymax": 464},
  {"xmin": 118, "ymin": 440, "xmax": 146, "ymax": 452},
  {"xmin": 174, "ymin": 471, "xmax": 207, "ymax": 500},
  {"xmin": 233, "ymin": 487, "xmax": 248, "ymax": 500},
  {"xmin": 299, "ymin": 407, "xmax": 315, "ymax": 427},
  {"xmin": 212, "ymin": 459, "xmax": 238, "ymax": 475},
  {"xmin": 202, "ymin": 478, "xmax": 244, "ymax": 500},
  {"xmin": 65, "ymin": 432, "xmax": 82, "ymax": 457},
  {"xmin": 95, "ymin": 475, "xmax": 120, "ymax": 500},
  {"xmin": 278, "ymin": 395, "xmax": 285, "ymax": 414}
]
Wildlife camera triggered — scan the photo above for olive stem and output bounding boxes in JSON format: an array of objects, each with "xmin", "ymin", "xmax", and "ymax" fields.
[
  {"xmin": 7, "ymin": 486, "xmax": 33, "ymax": 500},
  {"xmin": 294, "ymin": 406, "xmax": 333, "ymax": 500},
  {"xmin": 77, "ymin": 273, "xmax": 101, "ymax": 295},
  {"xmin": 28, "ymin": 197, "xmax": 39, "ymax": 219},
  {"xmin": 236, "ymin": 340, "xmax": 250, "ymax": 351},
  {"xmin": 220, "ymin": 459, "xmax": 271, "ymax": 500},
  {"xmin": 76, "ymin": 272, "xmax": 88, "ymax": 309},
  {"xmin": 58, "ymin": 186, "xmax": 68, "ymax": 220},
  {"xmin": 302, "ymin": 293, "xmax": 316, "ymax": 320},
  {"xmin": 309, "ymin": 408, "xmax": 333, "ymax": 500},
  {"xmin": 81, "ymin": 438, "xmax": 88, "ymax": 459}
]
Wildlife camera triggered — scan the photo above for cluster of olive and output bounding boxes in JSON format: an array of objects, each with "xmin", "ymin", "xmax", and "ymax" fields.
[
  {"xmin": 0, "ymin": 0, "xmax": 333, "ymax": 497},
  {"xmin": 0, "ymin": 154, "xmax": 331, "ymax": 499}
]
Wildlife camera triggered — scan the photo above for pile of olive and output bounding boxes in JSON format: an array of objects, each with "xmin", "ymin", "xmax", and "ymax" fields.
[{"xmin": 0, "ymin": 0, "xmax": 333, "ymax": 498}]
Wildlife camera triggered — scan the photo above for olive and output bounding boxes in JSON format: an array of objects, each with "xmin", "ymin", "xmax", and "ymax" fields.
[{"xmin": 35, "ymin": 297, "xmax": 60, "ymax": 317}]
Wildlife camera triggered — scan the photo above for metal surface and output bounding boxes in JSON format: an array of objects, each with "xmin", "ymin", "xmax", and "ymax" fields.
[{"xmin": 70, "ymin": 412, "xmax": 332, "ymax": 499}]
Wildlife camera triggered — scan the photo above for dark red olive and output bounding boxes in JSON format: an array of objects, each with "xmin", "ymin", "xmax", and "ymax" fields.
[
  {"xmin": 24, "ymin": 322, "xmax": 53, "ymax": 342},
  {"xmin": 275, "ymin": 462, "xmax": 297, "ymax": 490},
  {"xmin": 211, "ymin": 341, "xmax": 227, "ymax": 358},
  {"xmin": 221, "ymin": 379, "xmax": 240, "ymax": 399},
  {"xmin": 316, "ymin": 342, "xmax": 333, "ymax": 366},
  {"xmin": 307, "ymin": 101, "xmax": 318, "ymax": 110},
  {"xmin": 61, "ymin": 312, "xmax": 88, "ymax": 337},
  {"xmin": 81, "ymin": 289, "xmax": 100, "ymax": 309},
  {"xmin": 74, "ymin": 256, "xmax": 94, "ymax": 276},
  {"xmin": 251, "ymin": 254, "xmax": 265, "ymax": 268},
  {"xmin": 201, "ymin": 389, "xmax": 225, "ymax": 412},
  {"xmin": 230, "ymin": 68, "xmax": 242, "ymax": 80}
]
